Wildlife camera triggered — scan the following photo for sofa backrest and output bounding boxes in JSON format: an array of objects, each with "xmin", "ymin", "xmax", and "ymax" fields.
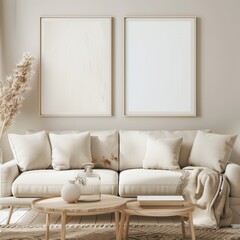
[{"xmin": 119, "ymin": 130, "xmax": 211, "ymax": 171}]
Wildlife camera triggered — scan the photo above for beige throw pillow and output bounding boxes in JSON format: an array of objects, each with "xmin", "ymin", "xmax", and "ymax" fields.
[
  {"xmin": 8, "ymin": 131, "xmax": 51, "ymax": 172},
  {"xmin": 49, "ymin": 132, "xmax": 92, "ymax": 170},
  {"xmin": 143, "ymin": 137, "xmax": 183, "ymax": 170},
  {"xmin": 188, "ymin": 131, "xmax": 237, "ymax": 172},
  {"xmin": 91, "ymin": 130, "xmax": 118, "ymax": 171}
]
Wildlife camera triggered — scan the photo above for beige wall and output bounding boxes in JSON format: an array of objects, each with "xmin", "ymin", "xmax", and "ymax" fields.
[
  {"xmin": 0, "ymin": 1, "xmax": 2, "ymax": 79},
  {"xmin": 1, "ymin": 0, "xmax": 240, "ymax": 163}
]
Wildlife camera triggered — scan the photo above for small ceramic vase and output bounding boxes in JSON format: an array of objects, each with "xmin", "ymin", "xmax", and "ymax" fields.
[{"xmin": 61, "ymin": 180, "xmax": 81, "ymax": 203}]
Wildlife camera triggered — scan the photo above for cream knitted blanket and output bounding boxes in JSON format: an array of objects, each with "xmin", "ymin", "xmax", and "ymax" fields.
[{"xmin": 178, "ymin": 166, "xmax": 232, "ymax": 228}]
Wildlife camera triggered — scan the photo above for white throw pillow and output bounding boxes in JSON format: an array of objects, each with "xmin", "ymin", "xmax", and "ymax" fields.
[
  {"xmin": 188, "ymin": 131, "xmax": 237, "ymax": 172},
  {"xmin": 8, "ymin": 131, "xmax": 51, "ymax": 172},
  {"xmin": 49, "ymin": 132, "xmax": 92, "ymax": 170},
  {"xmin": 143, "ymin": 137, "xmax": 183, "ymax": 170}
]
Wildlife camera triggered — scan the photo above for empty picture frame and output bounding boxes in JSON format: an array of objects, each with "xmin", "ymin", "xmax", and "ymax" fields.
[
  {"xmin": 124, "ymin": 17, "xmax": 196, "ymax": 116},
  {"xmin": 40, "ymin": 17, "xmax": 112, "ymax": 116}
]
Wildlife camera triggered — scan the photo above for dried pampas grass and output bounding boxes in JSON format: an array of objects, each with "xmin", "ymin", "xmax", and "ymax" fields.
[{"xmin": 0, "ymin": 53, "xmax": 34, "ymax": 141}]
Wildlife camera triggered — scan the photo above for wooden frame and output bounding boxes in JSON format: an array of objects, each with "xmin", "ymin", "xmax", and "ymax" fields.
[
  {"xmin": 124, "ymin": 16, "xmax": 196, "ymax": 116},
  {"xmin": 40, "ymin": 17, "xmax": 112, "ymax": 117}
]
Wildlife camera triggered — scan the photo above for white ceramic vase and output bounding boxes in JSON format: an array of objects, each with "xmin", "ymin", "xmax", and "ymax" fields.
[{"xmin": 61, "ymin": 180, "xmax": 81, "ymax": 203}]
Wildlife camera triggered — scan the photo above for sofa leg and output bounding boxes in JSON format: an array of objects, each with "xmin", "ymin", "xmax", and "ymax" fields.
[{"xmin": 6, "ymin": 206, "xmax": 14, "ymax": 225}]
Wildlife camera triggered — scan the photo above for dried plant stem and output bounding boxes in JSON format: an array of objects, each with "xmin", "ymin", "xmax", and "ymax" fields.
[{"xmin": 0, "ymin": 53, "xmax": 34, "ymax": 142}]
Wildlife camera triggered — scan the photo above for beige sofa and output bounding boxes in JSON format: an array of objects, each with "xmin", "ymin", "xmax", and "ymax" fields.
[{"xmin": 1, "ymin": 129, "xmax": 240, "ymax": 225}]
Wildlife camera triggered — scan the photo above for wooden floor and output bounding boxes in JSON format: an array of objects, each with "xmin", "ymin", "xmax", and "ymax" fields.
[
  {"xmin": 0, "ymin": 207, "xmax": 178, "ymax": 226},
  {"xmin": 1, "ymin": 206, "xmax": 240, "ymax": 226}
]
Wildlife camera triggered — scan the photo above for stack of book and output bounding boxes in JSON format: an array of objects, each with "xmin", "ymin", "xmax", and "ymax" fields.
[{"xmin": 137, "ymin": 195, "xmax": 185, "ymax": 206}]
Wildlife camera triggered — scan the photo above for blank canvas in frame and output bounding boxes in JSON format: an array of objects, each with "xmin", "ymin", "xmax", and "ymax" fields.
[
  {"xmin": 124, "ymin": 17, "xmax": 196, "ymax": 116},
  {"xmin": 40, "ymin": 17, "xmax": 112, "ymax": 116}
]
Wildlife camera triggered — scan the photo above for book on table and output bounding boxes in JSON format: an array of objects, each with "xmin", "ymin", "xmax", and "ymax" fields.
[{"xmin": 137, "ymin": 195, "xmax": 185, "ymax": 206}]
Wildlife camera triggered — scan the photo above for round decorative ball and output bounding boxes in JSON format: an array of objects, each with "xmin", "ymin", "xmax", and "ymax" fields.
[{"xmin": 61, "ymin": 180, "xmax": 81, "ymax": 203}]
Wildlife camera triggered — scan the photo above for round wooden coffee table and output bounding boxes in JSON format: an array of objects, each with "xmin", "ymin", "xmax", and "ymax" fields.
[
  {"xmin": 32, "ymin": 194, "xmax": 127, "ymax": 240},
  {"xmin": 118, "ymin": 200, "xmax": 195, "ymax": 240}
]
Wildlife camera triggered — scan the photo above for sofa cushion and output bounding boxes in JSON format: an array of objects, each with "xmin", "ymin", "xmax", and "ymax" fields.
[
  {"xmin": 91, "ymin": 130, "xmax": 118, "ymax": 171},
  {"xmin": 12, "ymin": 169, "xmax": 118, "ymax": 197},
  {"xmin": 119, "ymin": 130, "xmax": 211, "ymax": 170},
  {"xmin": 27, "ymin": 130, "xmax": 119, "ymax": 171},
  {"xmin": 8, "ymin": 131, "xmax": 51, "ymax": 172},
  {"xmin": 143, "ymin": 137, "xmax": 182, "ymax": 170},
  {"xmin": 49, "ymin": 132, "xmax": 92, "ymax": 170},
  {"xmin": 189, "ymin": 131, "xmax": 237, "ymax": 172},
  {"xmin": 119, "ymin": 169, "xmax": 182, "ymax": 197}
]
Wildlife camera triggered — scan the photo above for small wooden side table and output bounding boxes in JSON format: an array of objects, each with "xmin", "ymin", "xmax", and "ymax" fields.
[
  {"xmin": 32, "ymin": 194, "xmax": 126, "ymax": 240},
  {"xmin": 118, "ymin": 200, "xmax": 195, "ymax": 240}
]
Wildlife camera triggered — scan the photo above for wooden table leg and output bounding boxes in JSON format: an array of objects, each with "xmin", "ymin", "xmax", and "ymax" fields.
[
  {"xmin": 188, "ymin": 212, "xmax": 195, "ymax": 240},
  {"xmin": 115, "ymin": 211, "xmax": 119, "ymax": 237},
  {"xmin": 61, "ymin": 212, "xmax": 66, "ymax": 240},
  {"xmin": 124, "ymin": 215, "xmax": 130, "ymax": 240},
  {"xmin": 45, "ymin": 213, "xmax": 50, "ymax": 240},
  {"xmin": 180, "ymin": 216, "xmax": 185, "ymax": 239},
  {"xmin": 117, "ymin": 211, "xmax": 125, "ymax": 240},
  {"xmin": 6, "ymin": 206, "xmax": 14, "ymax": 225}
]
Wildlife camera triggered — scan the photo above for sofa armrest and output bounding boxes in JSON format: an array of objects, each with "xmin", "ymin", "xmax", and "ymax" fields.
[
  {"xmin": 225, "ymin": 163, "xmax": 240, "ymax": 198},
  {"xmin": 0, "ymin": 160, "xmax": 20, "ymax": 197}
]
